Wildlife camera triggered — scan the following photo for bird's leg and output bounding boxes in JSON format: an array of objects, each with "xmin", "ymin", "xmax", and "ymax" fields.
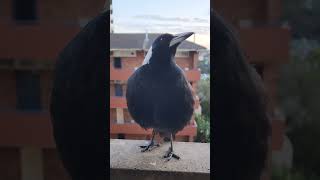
[
  {"xmin": 140, "ymin": 130, "xmax": 160, "ymax": 152},
  {"xmin": 163, "ymin": 134, "xmax": 180, "ymax": 161}
]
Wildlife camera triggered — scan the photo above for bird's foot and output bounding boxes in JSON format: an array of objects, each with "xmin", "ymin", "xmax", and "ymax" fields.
[
  {"xmin": 139, "ymin": 141, "xmax": 160, "ymax": 152},
  {"xmin": 163, "ymin": 148, "xmax": 180, "ymax": 161}
]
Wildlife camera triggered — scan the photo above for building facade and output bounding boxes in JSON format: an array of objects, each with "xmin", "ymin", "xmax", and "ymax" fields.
[
  {"xmin": 0, "ymin": 0, "xmax": 288, "ymax": 179},
  {"xmin": 0, "ymin": 0, "xmax": 105, "ymax": 179},
  {"xmin": 110, "ymin": 33, "xmax": 205, "ymax": 142},
  {"xmin": 110, "ymin": 0, "xmax": 114, "ymax": 33},
  {"xmin": 215, "ymin": 0, "xmax": 290, "ymax": 179}
]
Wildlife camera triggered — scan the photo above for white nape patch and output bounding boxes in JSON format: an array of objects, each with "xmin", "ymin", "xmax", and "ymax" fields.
[{"xmin": 142, "ymin": 46, "xmax": 152, "ymax": 65}]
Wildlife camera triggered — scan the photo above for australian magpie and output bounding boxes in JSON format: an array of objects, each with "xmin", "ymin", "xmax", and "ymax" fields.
[
  {"xmin": 126, "ymin": 32, "xmax": 196, "ymax": 161},
  {"xmin": 212, "ymin": 10, "xmax": 271, "ymax": 180},
  {"xmin": 50, "ymin": 11, "xmax": 107, "ymax": 179}
]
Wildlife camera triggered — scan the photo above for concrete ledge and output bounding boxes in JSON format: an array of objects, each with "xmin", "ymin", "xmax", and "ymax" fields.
[{"xmin": 110, "ymin": 139, "xmax": 210, "ymax": 180}]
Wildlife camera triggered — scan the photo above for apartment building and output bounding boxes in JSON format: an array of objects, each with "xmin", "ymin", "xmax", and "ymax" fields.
[{"xmin": 110, "ymin": 33, "xmax": 206, "ymax": 141}]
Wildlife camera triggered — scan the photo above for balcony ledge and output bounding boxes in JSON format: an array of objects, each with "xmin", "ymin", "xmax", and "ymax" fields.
[{"xmin": 110, "ymin": 139, "xmax": 210, "ymax": 180}]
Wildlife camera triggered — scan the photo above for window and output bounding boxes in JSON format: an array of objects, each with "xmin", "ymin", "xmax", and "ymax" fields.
[
  {"xmin": 16, "ymin": 71, "xmax": 41, "ymax": 111},
  {"xmin": 176, "ymin": 51, "xmax": 189, "ymax": 57},
  {"xmin": 13, "ymin": 0, "xmax": 37, "ymax": 21},
  {"xmin": 112, "ymin": 50, "xmax": 136, "ymax": 57},
  {"xmin": 113, "ymin": 57, "xmax": 122, "ymax": 69},
  {"xmin": 115, "ymin": 84, "xmax": 123, "ymax": 97}
]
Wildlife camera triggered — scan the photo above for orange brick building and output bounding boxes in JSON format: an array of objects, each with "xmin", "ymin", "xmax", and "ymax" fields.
[
  {"xmin": 215, "ymin": 0, "xmax": 291, "ymax": 170},
  {"xmin": 110, "ymin": 33, "xmax": 206, "ymax": 142},
  {"xmin": 0, "ymin": 0, "xmax": 105, "ymax": 179},
  {"xmin": 0, "ymin": 0, "xmax": 289, "ymax": 178}
]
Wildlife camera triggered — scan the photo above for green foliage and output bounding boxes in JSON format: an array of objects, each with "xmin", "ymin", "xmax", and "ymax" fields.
[
  {"xmin": 279, "ymin": 49, "xmax": 320, "ymax": 127},
  {"xmin": 197, "ymin": 76, "xmax": 210, "ymax": 117},
  {"xmin": 194, "ymin": 114, "xmax": 210, "ymax": 143},
  {"xmin": 197, "ymin": 55, "xmax": 210, "ymax": 74},
  {"xmin": 283, "ymin": 0, "xmax": 320, "ymax": 40},
  {"xmin": 272, "ymin": 167, "xmax": 320, "ymax": 180},
  {"xmin": 272, "ymin": 168, "xmax": 304, "ymax": 180},
  {"xmin": 197, "ymin": 76, "xmax": 210, "ymax": 100},
  {"xmin": 195, "ymin": 55, "xmax": 210, "ymax": 143},
  {"xmin": 278, "ymin": 48, "xmax": 320, "ymax": 177},
  {"xmin": 287, "ymin": 121, "xmax": 320, "ymax": 177}
]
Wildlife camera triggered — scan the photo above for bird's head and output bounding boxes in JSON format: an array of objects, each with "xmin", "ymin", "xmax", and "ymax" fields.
[{"xmin": 142, "ymin": 32, "xmax": 194, "ymax": 65}]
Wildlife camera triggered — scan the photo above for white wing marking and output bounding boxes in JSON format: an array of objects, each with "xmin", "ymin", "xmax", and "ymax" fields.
[{"xmin": 142, "ymin": 46, "xmax": 152, "ymax": 65}]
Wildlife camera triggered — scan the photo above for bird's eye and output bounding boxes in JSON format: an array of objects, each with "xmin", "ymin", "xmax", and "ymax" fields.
[{"xmin": 160, "ymin": 38, "xmax": 163, "ymax": 41}]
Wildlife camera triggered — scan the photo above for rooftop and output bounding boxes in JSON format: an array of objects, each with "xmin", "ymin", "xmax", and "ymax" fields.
[{"xmin": 110, "ymin": 33, "xmax": 207, "ymax": 51}]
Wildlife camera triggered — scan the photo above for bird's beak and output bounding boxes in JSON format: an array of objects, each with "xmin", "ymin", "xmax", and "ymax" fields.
[{"xmin": 169, "ymin": 32, "xmax": 194, "ymax": 47}]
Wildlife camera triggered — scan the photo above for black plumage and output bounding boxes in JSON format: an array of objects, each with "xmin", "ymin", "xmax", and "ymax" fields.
[
  {"xmin": 212, "ymin": 10, "xmax": 271, "ymax": 180},
  {"xmin": 50, "ymin": 12, "xmax": 107, "ymax": 179},
  {"xmin": 126, "ymin": 33, "xmax": 195, "ymax": 160}
]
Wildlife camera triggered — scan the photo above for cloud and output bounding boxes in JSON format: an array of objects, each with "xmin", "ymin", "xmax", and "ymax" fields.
[
  {"xmin": 193, "ymin": 18, "xmax": 209, "ymax": 23},
  {"xmin": 133, "ymin": 14, "xmax": 208, "ymax": 23},
  {"xmin": 113, "ymin": 16, "xmax": 210, "ymax": 48},
  {"xmin": 134, "ymin": 15, "xmax": 189, "ymax": 22},
  {"xmin": 114, "ymin": 20, "xmax": 209, "ymax": 35}
]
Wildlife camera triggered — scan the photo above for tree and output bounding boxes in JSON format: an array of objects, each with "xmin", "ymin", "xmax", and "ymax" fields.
[
  {"xmin": 283, "ymin": 0, "xmax": 320, "ymax": 40},
  {"xmin": 278, "ymin": 48, "xmax": 320, "ymax": 177},
  {"xmin": 195, "ymin": 75, "xmax": 210, "ymax": 143},
  {"xmin": 197, "ymin": 75, "xmax": 210, "ymax": 117},
  {"xmin": 198, "ymin": 53, "xmax": 210, "ymax": 75}
]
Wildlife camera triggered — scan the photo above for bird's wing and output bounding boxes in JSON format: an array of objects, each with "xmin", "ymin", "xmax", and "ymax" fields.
[
  {"xmin": 186, "ymin": 73, "xmax": 197, "ymax": 109},
  {"xmin": 177, "ymin": 65, "xmax": 196, "ymax": 108},
  {"xmin": 142, "ymin": 46, "xmax": 152, "ymax": 65},
  {"xmin": 151, "ymin": 66, "xmax": 195, "ymax": 133},
  {"xmin": 126, "ymin": 65, "xmax": 154, "ymax": 128},
  {"xmin": 212, "ymin": 10, "xmax": 270, "ymax": 180}
]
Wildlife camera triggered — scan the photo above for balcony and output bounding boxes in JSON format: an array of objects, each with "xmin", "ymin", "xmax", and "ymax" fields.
[
  {"xmin": 110, "ymin": 96, "xmax": 127, "ymax": 108},
  {"xmin": 110, "ymin": 139, "xmax": 210, "ymax": 180},
  {"xmin": 239, "ymin": 27, "xmax": 290, "ymax": 64},
  {"xmin": 111, "ymin": 122, "xmax": 197, "ymax": 138},
  {"xmin": 110, "ymin": 68, "xmax": 201, "ymax": 82},
  {"xmin": 110, "ymin": 96, "xmax": 200, "ymax": 109},
  {"xmin": 0, "ymin": 24, "xmax": 80, "ymax": 60}
]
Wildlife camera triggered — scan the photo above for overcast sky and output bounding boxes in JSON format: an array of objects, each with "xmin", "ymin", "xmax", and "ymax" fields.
[{"xmin": 112, "ymin": 0, "xmax": 210, "ymax": 49}]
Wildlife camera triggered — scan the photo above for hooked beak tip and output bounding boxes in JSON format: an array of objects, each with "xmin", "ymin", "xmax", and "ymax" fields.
[{"xmin": 170, "ymin": 32, "xmax": 194, "ymax": 47}]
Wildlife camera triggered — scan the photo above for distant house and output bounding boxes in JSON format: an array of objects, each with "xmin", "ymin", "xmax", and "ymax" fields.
[{"xmin": 110, "ymin": 33, "xmax": 206, "ymax": 141}]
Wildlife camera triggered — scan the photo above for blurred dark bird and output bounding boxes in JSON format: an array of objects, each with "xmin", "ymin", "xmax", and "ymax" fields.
[
  {"xmin": 212, "ymin": 10, "xmax": 271, "ymax": 180},
  {"xmin": 126, "ymin": 32, "xmax": 195, "ymax": 161},
  {"xmin": 50, "ymin": 12, "xmax": 107, "ymax": 179}
]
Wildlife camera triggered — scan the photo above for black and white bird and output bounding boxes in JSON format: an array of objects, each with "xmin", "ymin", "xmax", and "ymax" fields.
[
  {"xmin": 212, "ymin": 10, "xmax": 271, "ymax": 180},
  {"xmin": 126, "ymin": 32, "xmax": 196, "ymax": 161},
  {"xmin": 50, "ymin": 11, "xmax": 107, "ymax": 179}
]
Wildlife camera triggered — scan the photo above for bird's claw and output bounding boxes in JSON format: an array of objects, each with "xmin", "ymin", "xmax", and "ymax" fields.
[
  {"xmin": 140, "ymin": 142, "xmax": 160, "ymax": 152},
  {"xmin": 163, "ymin": 150, "xmax": 180, "ymax": 161}
]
